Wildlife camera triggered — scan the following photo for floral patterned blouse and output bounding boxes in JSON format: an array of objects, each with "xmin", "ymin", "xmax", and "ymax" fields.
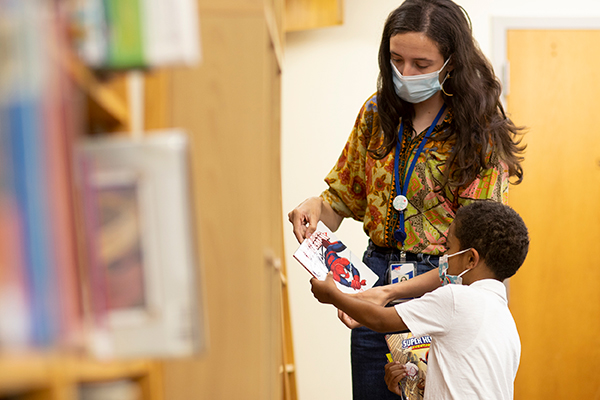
[{"xmin": 320, "ymin": 94, "xmax": 509, "ymax": 255}]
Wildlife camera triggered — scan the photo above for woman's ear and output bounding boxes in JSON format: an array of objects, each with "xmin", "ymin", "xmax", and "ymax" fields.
[{"xmin": 445, "ymin": 55, "xmax": 454, "ymax": 73}]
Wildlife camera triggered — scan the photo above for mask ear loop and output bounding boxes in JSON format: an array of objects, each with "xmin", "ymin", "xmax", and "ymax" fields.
[{"xmin": 441, "ymin": 71, "xmax": 453, "ymax": 97}]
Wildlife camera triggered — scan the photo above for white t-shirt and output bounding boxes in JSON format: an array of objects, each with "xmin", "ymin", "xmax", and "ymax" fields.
[{"xmin": 395, "ymin": 279, "xmax": 520, "ymax": 400}]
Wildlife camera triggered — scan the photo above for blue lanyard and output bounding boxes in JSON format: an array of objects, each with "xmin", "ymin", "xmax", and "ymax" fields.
[{"xmin": 393, "ymin": 104, "xmax": 447, "ymax": 244}]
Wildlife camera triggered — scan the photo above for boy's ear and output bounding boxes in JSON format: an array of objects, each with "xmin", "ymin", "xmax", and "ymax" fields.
[{"xmin": 468, "ymin": 248, "xmax": 480, "ymax": 268}]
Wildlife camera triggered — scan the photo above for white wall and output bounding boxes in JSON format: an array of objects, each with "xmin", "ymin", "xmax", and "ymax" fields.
[{"xmin": 281, "ymin": 1, "xmax": 600, "ymax": 399}]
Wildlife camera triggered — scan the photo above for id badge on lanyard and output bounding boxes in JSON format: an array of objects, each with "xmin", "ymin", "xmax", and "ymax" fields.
[
  {"xmin": 387, "ymin": 254, "xmax": 416, "ymax": 304},
  {"xmin": 388, "ymin": 261, "xmax": 416, "ymax": 284}
]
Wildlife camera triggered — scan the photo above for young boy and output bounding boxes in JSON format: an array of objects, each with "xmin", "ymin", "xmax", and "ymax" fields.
[{"xmin": 310, "ymin": 201, "xmax": 529, "ymax": 400}]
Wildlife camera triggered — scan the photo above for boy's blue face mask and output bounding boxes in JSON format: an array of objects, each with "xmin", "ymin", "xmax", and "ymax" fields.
[{"xmin": 438, "ymin": 248, "xmax": 472, "ymax": 286}]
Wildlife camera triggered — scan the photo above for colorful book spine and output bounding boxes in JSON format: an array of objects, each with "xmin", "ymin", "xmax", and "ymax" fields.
[
  {"xmin": 0, "ymin": 0, "xmax": 84, "ymax": 350},
  {"xmin": 72, "ymin": 0, "xmax": 200, "ymax": 69},
  {"xmin": 43, "ymin": 5, "xmax": 85, "ymax": 348},
  {"xmin": 0, "ymin": 115, "xmax": 32, "ymax": 349},
  {"xmin": 104, "ymin": 0, "xmax": 146, "ymax": 68}
]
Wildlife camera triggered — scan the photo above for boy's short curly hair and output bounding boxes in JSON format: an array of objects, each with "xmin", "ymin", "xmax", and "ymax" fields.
[{"xmin": 454, "ymin": 201, "xmax": 529, "ymax": 281}]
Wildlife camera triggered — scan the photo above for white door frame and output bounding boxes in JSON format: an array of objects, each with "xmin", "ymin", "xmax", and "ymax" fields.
[{"xmin": 491, "ymin": 17, "xmax": 600, "ymax": 104}]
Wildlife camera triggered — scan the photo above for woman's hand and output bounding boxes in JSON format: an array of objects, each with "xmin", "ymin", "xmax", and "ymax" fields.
[
  {"xmin": 337, "ymin": 286, "xmax": 391, "ymax": 329},
  {"xmin": 384, "ymin": 361, "xmax": 407, "ymax": 397},
  {"xmin": 288, "ymin": 197, "xmax": 324, "ymax": 243},
  {"xmin": 288, "ymin": 196, "xmax": 343, "ymax": 243}
]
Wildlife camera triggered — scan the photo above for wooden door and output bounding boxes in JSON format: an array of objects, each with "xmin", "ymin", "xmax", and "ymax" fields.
[{"xmin": 506, "ymin": 30, "xmax": 600, "ymax": 399}]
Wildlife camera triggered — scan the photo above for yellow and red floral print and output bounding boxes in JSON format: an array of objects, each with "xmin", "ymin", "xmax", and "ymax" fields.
[{"xmin": 321, "ymin": 94, "xmax": 509, "ymax": 255}]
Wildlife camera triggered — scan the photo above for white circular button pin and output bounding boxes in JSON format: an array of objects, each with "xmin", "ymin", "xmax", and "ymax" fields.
[{"xmin": 393, "ymin": 195, "xmax": 408, "ymax": 211}]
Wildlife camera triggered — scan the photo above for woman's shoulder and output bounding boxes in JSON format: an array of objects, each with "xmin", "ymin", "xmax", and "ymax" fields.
[{"xmin": 361, "ymin": 92, "xmax": 379, "ymax": 114}]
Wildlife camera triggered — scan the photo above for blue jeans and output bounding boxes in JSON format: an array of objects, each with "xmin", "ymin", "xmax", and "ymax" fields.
[{"xmin": 351, "ymin": 241, "xmax": 439, "ymax": 400}]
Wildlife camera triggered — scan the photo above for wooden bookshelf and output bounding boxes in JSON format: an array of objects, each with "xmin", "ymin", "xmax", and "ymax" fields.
[
  {"xmin": 0, "ymin": 353, "xmax": 159, "ymax": 400},
  {"xmin": 0, "ymin": 4, "xmax": 159, "ymax": 400},
  {"xmin": 63, "ymin": 53, "xmax": 130, "ymax": 132},
  {"xmin": 0, "ymin": 354, "xmax": 53, "ymax": 395},
  {"xmin": 65, "ymin": 357, "xmax": 154, "ymax": 383},
  {"xmin": 1, "ymin": 0, "xmax": 299, "ymax": 398}
]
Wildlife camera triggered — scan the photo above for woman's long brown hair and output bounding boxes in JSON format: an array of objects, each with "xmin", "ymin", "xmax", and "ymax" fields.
[{"xmin": 373, "ymin": 0, "xmax": 525, "ymax": 190}]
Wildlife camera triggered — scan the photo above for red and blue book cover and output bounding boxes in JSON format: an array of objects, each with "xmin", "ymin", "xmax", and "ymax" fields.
[{"xmin": 293, "ymin": 221, "xmax": 377, "ymax": 294}]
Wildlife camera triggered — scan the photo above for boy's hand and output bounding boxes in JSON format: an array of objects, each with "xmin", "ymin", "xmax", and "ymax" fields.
[
  {"xmin": 384, "ymin": 361, "xmax": 407, "ymax": 397},
  {"xmin": 310, "ymin": 272, "xmax": 339, "ymax": 304}
]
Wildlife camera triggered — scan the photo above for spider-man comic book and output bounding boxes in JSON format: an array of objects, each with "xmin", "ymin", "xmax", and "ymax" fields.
[{"xmin": 293, "ymin": 221, "xmax": 378, "ymax": 293}]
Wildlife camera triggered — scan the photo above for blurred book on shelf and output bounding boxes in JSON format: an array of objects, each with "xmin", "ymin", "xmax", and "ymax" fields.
[
  {"xmin": 0, "ymin": 135, "xmax": 31, "ymax": 351},
  {"xmin": 76, "ymin": 131, "xmax": 206, "ymax": 359},
  {"xmin": 71, "ymin": 0, "xmax": 201, "ymax": 70},
  {"xmin": 0, "ymin": 0, "xmax": 84, "ymax": 351}
]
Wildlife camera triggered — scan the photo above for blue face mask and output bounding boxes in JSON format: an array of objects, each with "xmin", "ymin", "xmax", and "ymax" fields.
[
  {"xmin": 391, "ymin": 57, "xmax": 451, "ymax": 104},
  {"xmin": 438, "ymin": 248, "xmax": 472, "ymax": 286}
]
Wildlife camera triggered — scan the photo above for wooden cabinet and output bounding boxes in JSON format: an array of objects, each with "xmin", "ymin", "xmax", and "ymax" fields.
[
  {"xmin": 285, "ymin": 0, "xmax": 343, "ymax": 32},
  {"xmin": 155, "ymin": 1, "xmax": 295, "ymax": 398}
]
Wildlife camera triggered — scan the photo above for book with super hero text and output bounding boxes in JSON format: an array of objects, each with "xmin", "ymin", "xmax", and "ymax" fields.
[{"xmin": 385, "ymin": 332, "xmax": 431, "ymax": 400}]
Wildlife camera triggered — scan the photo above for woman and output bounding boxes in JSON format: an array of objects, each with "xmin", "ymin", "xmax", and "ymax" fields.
[{"xmin": 288, "ymin": 0, "xmax": 525, "ymax": 399}]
